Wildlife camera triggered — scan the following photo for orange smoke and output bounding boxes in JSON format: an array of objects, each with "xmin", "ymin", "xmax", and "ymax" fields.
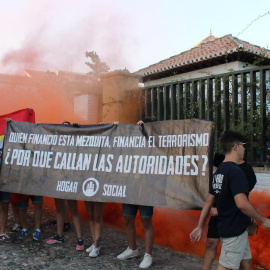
[
  {"xmin": 249, "ymin": 191, "xmax": 270, "ymax": 269},
  {"xmin": 0, "ymin": 78, "xmax": 78, "ymax": 124},
  {"xmin": 44, "ymin": 190, "xmax": 270, "ymax": 269},
  {"xmin": 88, "ymin": 190, "xmax": 270, "ymax": 269}
]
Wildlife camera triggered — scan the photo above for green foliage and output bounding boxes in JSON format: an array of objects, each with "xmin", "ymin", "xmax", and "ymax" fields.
[{"xmin": 85, "ymin": 51, "xmax": 110, "ymax": 83}]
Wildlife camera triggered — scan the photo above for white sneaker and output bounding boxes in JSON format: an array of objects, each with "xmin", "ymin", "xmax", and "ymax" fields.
[
  {"xmin": 139, "ymin": 253, "xmax": 152, "ymax": 269},
  {"xmin": 86, "ymin": 243, "xmax": 94, "ymax": 253},
  {"xmin": 89, "ymin": 245, "xmax": 100, "ymax": 257},
  {"xmin": 117, "ymin": 247, "xmax": 139, "ymax": 260}
]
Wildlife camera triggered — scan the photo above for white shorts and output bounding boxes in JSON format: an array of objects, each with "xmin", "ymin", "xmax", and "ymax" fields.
[{"xmin": 219, "ymin": 230, "xmax": 252, "ymax": 270}]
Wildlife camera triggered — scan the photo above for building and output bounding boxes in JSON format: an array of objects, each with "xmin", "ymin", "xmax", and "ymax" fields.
[{"xmin": 135, "ymin": 34, "xmax": 270, "ymax": 162}]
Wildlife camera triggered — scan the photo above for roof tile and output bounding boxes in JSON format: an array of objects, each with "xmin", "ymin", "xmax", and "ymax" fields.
[{"xmin": 136, "ymin": 34, "xmax": 270, "ymax": 76}]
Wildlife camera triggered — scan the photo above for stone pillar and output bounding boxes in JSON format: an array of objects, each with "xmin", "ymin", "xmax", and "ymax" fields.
[{"xmin": 102, "ymin": 69, "xmax": 143, "ymax": 124}]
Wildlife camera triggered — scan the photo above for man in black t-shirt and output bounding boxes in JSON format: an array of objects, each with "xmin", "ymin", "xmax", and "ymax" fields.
[
  {"xmin": 190, "ymin": 130, "xmax": 270, "ymax": 270},
  {"xmin": 199, "ymin": 154, "xmax": 257, "ymax": 270}
]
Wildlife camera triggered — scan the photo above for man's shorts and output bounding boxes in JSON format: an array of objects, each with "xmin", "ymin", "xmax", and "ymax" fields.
[
  {"xmin": 219, "ymin": 230, "xmax": 252, "ymax": 270},
  {"xmin": 0, "ymin": 191, "xmax": 11, "ymax": 203},
  {"xmin": 122, "ymin": 204, "xmax": 153, "ymax": 219},
  {"xmin": 19, "ymin": 196, "xmax": 43, "ymax": 210},
  {"xmin": 207, "ymin": 216, "xmax": 219, "ymax": 238}
]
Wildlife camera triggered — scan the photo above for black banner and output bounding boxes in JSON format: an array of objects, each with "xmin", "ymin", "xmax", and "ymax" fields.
[{"xmin": 0, "ymin": 119, "xmax": 214, "ymax": 209}]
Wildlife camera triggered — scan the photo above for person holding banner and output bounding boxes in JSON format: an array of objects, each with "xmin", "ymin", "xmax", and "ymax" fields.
[
  {"xmin": 85, "ymin": 121, "xmax": 119, "ymax": 258},
  {"xmin": 84, "ymin": 201, "xmax": 105, "ymax": 257},
  {"xmin": 117, "ymin": 118, "xmax": 154, "ymax": 269},
  {"xmin": 0, "ymin": 114, "xmax": 32, "ymax": 243},
  {"xmin": 47, "ymin": 121, "xmax": 84, "ymax": 251},
  {"xmin": 190, "ymin": 130, "xmax": 270, "ymax": 270}
]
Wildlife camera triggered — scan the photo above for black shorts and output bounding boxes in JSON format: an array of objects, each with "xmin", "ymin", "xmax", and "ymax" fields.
[{"xmin": 207, "ymin": 216, "xmax": 219, "ymax": 238}]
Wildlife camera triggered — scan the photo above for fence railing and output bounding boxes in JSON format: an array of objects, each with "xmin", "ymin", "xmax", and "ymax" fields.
[{"xmin": 143, "ymin": 65, "xmax": 270, "ymax": 165}]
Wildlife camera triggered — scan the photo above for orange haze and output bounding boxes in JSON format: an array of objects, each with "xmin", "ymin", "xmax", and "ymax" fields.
[
  {"xmin": 1, "ymin": 78, "xmax": 270, "ymax": 269},
  {"xmin": 44, "ymin": 190, "xmax": 270, "ymax": 270}
]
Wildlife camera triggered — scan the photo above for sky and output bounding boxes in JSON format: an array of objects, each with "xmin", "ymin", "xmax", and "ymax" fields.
[{"xmin": 0, "ymin": 0, "xmax": 270, "ymax": 75}]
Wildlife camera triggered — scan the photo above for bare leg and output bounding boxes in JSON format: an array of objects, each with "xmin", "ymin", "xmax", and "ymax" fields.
[
  {"xmin": 203, "ymin": 238, "xmax": 220, "ymax": 270},
  {"xmin": 124, "ymin": 216, "xmax": 137, "ymax": 250},
  {"xmin": 85, "ymin": 201, "xmax": 105, "ymax": 247},
  {"xmin": 34, "ymin": 203, "xmax": 42, "ymax": 230},
  {"xmin": 239, "ymin": 259, "xmax": 252, "ymax": 270},
  {"xmin": 67, "ymin": 200, "xmax": 82, "ymax": 238},
  {"xmin": 0, "ymin": 202, "xmax": 9, "ymax": 234},
  {"xmin": 19, "ymin": 208, "xmax": 28, "ymax": 229},
  {"xmin": 64, "ymin": 200, "xmax": 69, "ymax": 223},
  {"xmin": 85, "ymin": 202, "xmax": 95, "ymax": 242},
  {"xmin": 54, "ymin": 198, "xmax": 65, "ymax": 237},
  {"xmin": 141, "ymin": 217, "xmax": 154, "ymax": 255},
  {"xmin": 11, "ymin": 203, "xmax": 21, "ymax": 225},
  {"xmin": 93, "ymin": 202, "xmax": 105, "ymax": 247}
]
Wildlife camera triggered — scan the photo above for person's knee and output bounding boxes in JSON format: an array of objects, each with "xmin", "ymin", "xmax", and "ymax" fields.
[
  {"xmin": 125, "ymin": 216, "xmax": 135, "ymax": 228},
  {"xmin": 19, "ymin": 208, "xmax": 27, "ymax": 214},
  {"xmin": 69, "ymin": 207, "xmax": 79, "ymax": 217},
  {"xmin": 239, "ymin": 258, "xmax": 252, "ymax": 270},
  {"xmin": 141, "ymin": 218, "xmax": 153, "ymax": 231},
  {"xmin": 205, "ymin": 238, "xmax": 220, "ymax": 250},
  {"xmin": 92, "ymin": 211, "xmax": 103, "ymax": 222},
  {"xmin": 0, "ymin": 202, "xmax": 9, "ymax": 212},
  {"xmin": 34, "ymin": 203, "xmax": 42, "ymax": 210}
]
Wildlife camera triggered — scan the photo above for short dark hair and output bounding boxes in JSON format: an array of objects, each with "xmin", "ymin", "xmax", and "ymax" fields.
[{"xmin": 220, "ymin": 130, "xmax": 245, "ymax": 154}]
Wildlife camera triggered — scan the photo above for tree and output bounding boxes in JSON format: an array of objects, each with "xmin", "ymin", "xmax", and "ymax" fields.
[{"xmin": 85, "ymin": 51, "xmax": 110, "ymax": 83}]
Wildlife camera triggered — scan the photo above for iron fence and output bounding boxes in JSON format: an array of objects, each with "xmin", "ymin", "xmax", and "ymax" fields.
[{"xmin": 144, "ymin": 65, "xmax": 270, "ymax": 165}]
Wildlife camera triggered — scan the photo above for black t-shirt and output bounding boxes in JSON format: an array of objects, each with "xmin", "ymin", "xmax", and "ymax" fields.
[
  {"xmin": 213, "ymin": 153, "xmax": 257, "ymax": 192},
  {"xmin": 209, "ymin": 161, "xmax": 251, "ymax": 238},
  {"xmin": 238, "ymin": 162, "xmax": 257, "ymax": 192}
]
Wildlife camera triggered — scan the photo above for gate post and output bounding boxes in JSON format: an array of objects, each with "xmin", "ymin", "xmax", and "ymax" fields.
[{"xmin": 102, "ymin": 69, "xmax": 143, "ymax": 123}]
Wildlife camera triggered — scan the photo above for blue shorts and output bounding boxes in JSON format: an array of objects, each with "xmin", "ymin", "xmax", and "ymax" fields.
[
  {"xmin": 0, "ymin": 191, "xmax": 11, "ymax": 203},
  {"xmin": 122, "ymin": 204, "xmax": 153, "ymax": 219},
  {"xmin": 19, "ymin": 196, "xmax": 43, "ymax": 209}
]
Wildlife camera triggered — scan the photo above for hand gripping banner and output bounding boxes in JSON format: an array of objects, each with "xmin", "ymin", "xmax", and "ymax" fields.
[{"xmin": 0, "ymin": 119, "xmax": 214, "ymax": 209}]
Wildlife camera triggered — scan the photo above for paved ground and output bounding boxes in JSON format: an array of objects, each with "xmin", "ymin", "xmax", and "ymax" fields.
[{"xmin": 0, "ymin": 204, "xmax": 219, "ymax": 270}]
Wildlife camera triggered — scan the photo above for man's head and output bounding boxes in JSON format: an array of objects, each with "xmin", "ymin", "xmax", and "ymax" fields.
[{"xmin": 220, "ymin": 130, "xmax": 246, "ymax": 157}]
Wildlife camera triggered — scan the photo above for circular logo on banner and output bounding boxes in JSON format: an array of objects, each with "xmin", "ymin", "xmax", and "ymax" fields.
[{"xmin": 82, "ymin": 178, "xmax": 99, "ymax": 197}]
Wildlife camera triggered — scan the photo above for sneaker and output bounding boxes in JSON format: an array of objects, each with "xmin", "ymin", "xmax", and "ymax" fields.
[
  {"xmin": 117, "ymin": 247, "xmax": 139, "ymax": 260},
  {"xmin": 9, "ymin": 224, "xmax": 22, "ymax": 233},
  {"xmin": 33, "ymin": 229, "xmax": 41, "ymax": 241},
  {"xmin": 89, "ymin": 245, "xmax": 100, "ymax": 258},
  {"xmin": 76, "ymin": 238, "xmax": 84, "ymax": 251},
  {"xmin": 0, "ymin": 233, "xmax": 13, "ymax": 243},
  {"xmin": 46, "ymin": 234, "xmax": 64, "ymax": 244},
  {"xmin": 86, "ymin": 243, "xmax": 94, "ymax": 253},
  {"xmin": 19, "ymin": 229, "xmax": 29, "ymax": 239},
  {"xmin": 139, "ymin": 253, "xmax": 152, "ymax": 269},
  {"xmin": 63, "ymin": 222, "xmax": 70, "ymax": 232}
]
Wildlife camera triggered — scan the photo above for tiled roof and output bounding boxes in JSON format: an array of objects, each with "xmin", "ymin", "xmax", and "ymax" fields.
[{"xmin": 136, "ymin": 34, "xmax": 270, "ymax": 76}]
